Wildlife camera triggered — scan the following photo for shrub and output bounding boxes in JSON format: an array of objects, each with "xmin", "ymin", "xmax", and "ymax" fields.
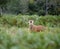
[
  {"xmin": 0, "ymin": 28, "xmax": 60, "ymax": 49},
  {"xmin": 0, "ymin": 14, "xmax": 60, "ymax": 27}
]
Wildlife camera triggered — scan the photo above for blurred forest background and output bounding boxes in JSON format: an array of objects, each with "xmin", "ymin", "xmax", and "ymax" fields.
[
  {"xmin": 0, "ymin": 0, "xmax": 60, "ymax": 16},
  {"xmin": 0, "ymin": 0, "xmax": 60, "ymax": 49}
]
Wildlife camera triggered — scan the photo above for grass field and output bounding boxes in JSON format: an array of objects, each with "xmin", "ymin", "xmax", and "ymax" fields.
[{"xmin": 0, "ymin": 14, "xmax": 60, "ymax": 49}]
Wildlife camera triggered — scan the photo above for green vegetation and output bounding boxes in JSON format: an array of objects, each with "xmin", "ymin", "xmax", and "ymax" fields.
[
  {"xmin": 0, "ymin": 0, "xmax": 60, "ymax": 15},
  {"xmin": 0, "ymin": 14, "xmax": 60, "ymax": 49},
  {"xmin": 0, "ymin": 14, "xmax": 60, "ymax": 27},
  {"xmin": 0, "ymin": 0, "xmax": 60, "ymax": 49},
  {"xmin": 0, "ymin": 26, "xmax": 60, "ymax": 49}
]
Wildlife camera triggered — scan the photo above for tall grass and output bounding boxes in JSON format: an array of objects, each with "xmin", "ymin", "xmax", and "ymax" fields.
[
  {"xmin": 0, "ymin": 14, "xmax": 60, "ymax": 49},
  {"xmin": 0, "ymin": 26, "xmax": 60, "ymax": 49},
  {"xmin": 0, "ymin": 14, "xmax": 60, "ymax": 27}
]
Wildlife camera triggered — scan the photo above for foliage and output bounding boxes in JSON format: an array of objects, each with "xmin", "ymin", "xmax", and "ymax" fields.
[
  {"xmin": 0, "ymin": 0, "xmax": 60, "ymax": 15},
  {"xmin": 0, "ymin": 26, "xmax": 60, "ymax": 49},
  {"xmin": 0, "ymin": 14, "xmax": 60, "ymax": 49},
  {"xmin": 0, "ymin": 14, "xmax": 60, "ymax": 27}
]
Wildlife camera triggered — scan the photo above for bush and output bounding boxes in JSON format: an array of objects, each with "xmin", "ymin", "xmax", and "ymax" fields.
[
  {"xmin": 0, "ymin": 28, "xmax": 60, "ymax": 49},
  {"xmin": 0, "ymin": 14, "xmax": 60, "ymax": 27}
]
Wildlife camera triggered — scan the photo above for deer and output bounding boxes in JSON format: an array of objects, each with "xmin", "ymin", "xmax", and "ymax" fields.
[{"xmin": 28, "ymin": 20, "xmax": 46, "ymax": 32}]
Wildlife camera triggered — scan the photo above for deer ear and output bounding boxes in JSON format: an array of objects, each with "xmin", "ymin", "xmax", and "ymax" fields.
[{"xmin": 28, "ymin": 20, "xmax": 30, "ymax": 24}]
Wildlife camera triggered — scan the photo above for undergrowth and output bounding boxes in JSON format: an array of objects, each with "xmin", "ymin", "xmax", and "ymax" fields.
[{"xmin": 0, "ymin": 14, "xmax": 60, "ymax": 49}]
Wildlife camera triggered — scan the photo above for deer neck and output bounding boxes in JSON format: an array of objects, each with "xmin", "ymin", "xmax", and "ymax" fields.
[{"xmin": 29, "ymin": 24, "xmax": 34, "ymax": 30}]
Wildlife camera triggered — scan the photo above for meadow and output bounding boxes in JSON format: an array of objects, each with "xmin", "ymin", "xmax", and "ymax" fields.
[{"xmin": 0, "ymin": 14, "xmax": 60, "ymax": 49}]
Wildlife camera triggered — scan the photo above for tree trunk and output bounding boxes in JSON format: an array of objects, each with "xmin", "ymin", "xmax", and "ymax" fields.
[
  {"xmin": 0, "ymin": 6, "xmax": 2, "ymax": 16},
  {"xmin": 45, "ymin": 0, "xmax": 48, "ymax": 15}
]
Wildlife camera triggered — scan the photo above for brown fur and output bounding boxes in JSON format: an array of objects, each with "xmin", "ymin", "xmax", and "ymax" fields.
[{"xmin": 29, "ymin": 20, "xmax": 45, "ymax": 32}]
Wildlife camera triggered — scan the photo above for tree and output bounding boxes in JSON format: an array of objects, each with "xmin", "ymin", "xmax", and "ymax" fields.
[
  {"xmin": 0, "ymin": 0, "xmax": 8, "ymax": 16},
  {"xmin": 6, "ymin": 0, "xmax": 29, "ymax": 14},
  {"xmin": 0, "ymin": 0, "xmax": 60, "ymax": 15}
]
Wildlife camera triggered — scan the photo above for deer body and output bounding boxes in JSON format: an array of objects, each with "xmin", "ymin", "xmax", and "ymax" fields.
[{"xmin": 29, "ymin": 20, "xmax": 45, "ymax": 32}]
